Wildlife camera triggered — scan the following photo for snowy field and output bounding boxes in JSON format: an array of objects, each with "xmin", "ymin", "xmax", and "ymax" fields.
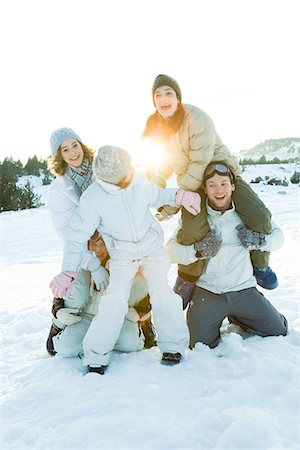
[{"xmin": 1, "ymin": 165, "xmax": 300, "ymax": 450}]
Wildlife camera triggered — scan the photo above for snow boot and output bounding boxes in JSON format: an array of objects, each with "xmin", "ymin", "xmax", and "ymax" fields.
[
  {"xmin": 161, "ymin": 352, "xmax": 182, "ymax": 366},
  {"xmin": 253, "ymin": 266, "xmax": 278, "ymax": 290},
  {"xmin": 87, "ymin": 365, "xmax": 108, "ymax": 375},
  {"xmin": 139, "ymin": 314, "xmax": 157, "ymax": 348},
  {"xmin": 46, "ymin": 323, "xmax": 62, "ymax": 356}
]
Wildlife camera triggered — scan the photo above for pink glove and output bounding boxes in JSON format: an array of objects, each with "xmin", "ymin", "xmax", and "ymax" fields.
[
  {"xmin": 176, "ymin": 189, "xmax": 201, "ymax": 215},
  {"xmin": 49, "ymin": 271, "xmax": 77, "ymax": 298}
]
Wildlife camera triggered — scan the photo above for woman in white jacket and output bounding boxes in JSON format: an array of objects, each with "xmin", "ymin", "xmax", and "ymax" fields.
[{"xmin": 46, "ymin": 128, "xmax": 156, "ymax": 357}]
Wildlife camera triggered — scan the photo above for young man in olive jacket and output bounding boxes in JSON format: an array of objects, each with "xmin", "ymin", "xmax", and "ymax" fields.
[{"xmin": 166, "ymin": 162, "xmax": 288, "ymax": 348}]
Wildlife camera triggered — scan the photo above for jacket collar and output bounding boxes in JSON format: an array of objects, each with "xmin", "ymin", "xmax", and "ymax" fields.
[
  {"xmin": 206, "ymin": 200, "xmax": 236, "ymax": 217},
  {"xmin": 96, "ymin": 169, "xmax": 138, "ymax": 194}
]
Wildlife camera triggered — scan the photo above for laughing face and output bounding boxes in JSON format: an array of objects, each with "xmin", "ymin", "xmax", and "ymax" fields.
[
  {"xmin": 205, "ymin": 173, "xmax": 235, "ymax": 211},
  {"xmin": 153, "ymin": 85, "xmax": 179, "ymax": 118},
  {"xmin": 60, "ymin": 138, "xmax": 84, "ymax": 168}
]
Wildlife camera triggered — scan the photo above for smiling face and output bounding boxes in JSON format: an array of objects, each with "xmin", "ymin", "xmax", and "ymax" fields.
[
  {"xmin": 153, "ymin": 85, "xmax": 179, "ymax": 118},
  {"xmin": 60, "ymin": 138, "xmax": 84, "ymax": 167},
  {"xmin": 204, "ymin": 173, "xmax": 235, "ymax": 211}
]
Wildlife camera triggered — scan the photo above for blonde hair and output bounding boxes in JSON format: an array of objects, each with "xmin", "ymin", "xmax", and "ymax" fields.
[{"xmin": 47, "ymin": 143, "xmax": 95, "ymax": 176}]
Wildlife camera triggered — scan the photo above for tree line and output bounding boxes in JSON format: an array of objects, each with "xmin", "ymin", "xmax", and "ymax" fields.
[
  {"xmin": 240, "ymin": 155, "xmax": 300, "ymax": 165},
  {"xmin": 0, "ymin": 156, "xmax": 53, "ymax": 212}
]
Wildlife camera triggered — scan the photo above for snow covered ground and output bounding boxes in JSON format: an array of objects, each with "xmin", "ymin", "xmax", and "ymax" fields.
[{"xmin": 1, "ymin": 165, "xmax": 300, "ymax": 450}]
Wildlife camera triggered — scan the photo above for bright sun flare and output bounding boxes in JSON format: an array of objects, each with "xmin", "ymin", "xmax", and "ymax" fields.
[{"xmin": 129, "ymin": 138, "xmax": 164, "ymax": 169}]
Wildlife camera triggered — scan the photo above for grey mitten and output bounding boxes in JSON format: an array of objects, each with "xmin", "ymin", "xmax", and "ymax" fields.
[
  {"xmin": 236, "ymin": 224, "xmax": 266, "ymax": 250},
  {"xmin": 87, "ymin": 257, "xmax": 109, "ymax": 292},
  {"xmin": 194, "ymin": 231, "xmax": 222, "ymax": 259}
]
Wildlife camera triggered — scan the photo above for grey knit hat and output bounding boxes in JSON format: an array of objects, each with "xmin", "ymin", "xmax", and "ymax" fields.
[
  {"xmin": 152, "ymin": 74, "xmax": 182, "ymax": 102},
  {"xmin": 50, "ymin": 127, "xmax": 82, "ymax": 156},
  {"xmin": 93, "ymin": 145, "xmax": 132, "ymax": 184}
]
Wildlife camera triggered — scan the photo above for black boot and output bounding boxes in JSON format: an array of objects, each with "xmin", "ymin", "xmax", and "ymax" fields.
[
  {"xmin": 161, "ymin": 352, "xmax": 182, "ymax": 366},
  {"xmin": 139, "ymin": 315, "xmax": 157, "ymax": 349},
  {"xmin": 46, "ymin": 323, "xmax": 62, "ymax": 356},
  {"xmin": 87, "ymin": 365, "xmax": 108, "ymax": 375}
]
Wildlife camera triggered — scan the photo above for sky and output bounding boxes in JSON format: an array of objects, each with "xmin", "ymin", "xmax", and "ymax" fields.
[{"xmin": 1, "ymin": 0, "xmax": 299, "ymax": 164}]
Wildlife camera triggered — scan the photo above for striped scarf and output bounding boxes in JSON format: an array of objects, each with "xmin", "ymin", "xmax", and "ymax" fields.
[{"xmin": 65, "ymin": 158, "xmax": 94, "ymax": 196}]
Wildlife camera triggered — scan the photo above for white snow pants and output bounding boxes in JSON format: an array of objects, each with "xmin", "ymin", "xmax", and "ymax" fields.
[{"xmin": 83, "ymin": 248, "xmax": 189, "ymax": 367}]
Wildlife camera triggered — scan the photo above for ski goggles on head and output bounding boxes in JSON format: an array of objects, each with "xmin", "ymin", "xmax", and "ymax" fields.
[{"xmin": 203, "ymin": 163, "xmax": 234, "ymax": 183}]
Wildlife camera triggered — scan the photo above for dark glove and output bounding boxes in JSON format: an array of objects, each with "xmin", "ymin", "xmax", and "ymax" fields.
[
  {"xmin": 174, "ymin": 276, "xmax": 196, "ymax": 310},
  {"xmin": 236, "ymin": 224, "xmax": 266, "ymax": 250},
  {"xmin": 155, "ymin": 205, "xmax": 180, "ymax": 221},
  {"xmin": 194, "ymin": 231, "xmax": 222, "ymax": 259}
]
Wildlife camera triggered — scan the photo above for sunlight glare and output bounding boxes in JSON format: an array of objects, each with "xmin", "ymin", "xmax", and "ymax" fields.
[{"xmin": 129, "ymin": 138, "xmax": 164, "ymax": 170}]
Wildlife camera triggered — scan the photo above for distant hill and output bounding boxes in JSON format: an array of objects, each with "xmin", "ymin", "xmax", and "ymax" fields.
[{"xmin": 238, "ymin": 138, "xmax": 300, "ymax": 162}]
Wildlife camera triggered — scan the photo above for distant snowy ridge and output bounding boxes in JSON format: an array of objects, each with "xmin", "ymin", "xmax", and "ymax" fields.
[{"xmin": 238, "ymin": 137, "xmax": 300, "ymax": 161}]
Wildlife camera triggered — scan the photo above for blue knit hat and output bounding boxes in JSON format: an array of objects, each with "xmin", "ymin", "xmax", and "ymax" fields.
[{"xmin": 50, "ymin": 127, "xmax": 82, "ymax": 156}]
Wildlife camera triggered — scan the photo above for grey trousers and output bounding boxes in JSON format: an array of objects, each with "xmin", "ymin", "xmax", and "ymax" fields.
[{"xmin": 187, "ymin": 286, "xmax": 288, "ymax": 348}]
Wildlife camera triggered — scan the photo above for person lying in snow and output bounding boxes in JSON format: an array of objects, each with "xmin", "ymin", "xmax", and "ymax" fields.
[
  {"xmin": 46, "ymin": 128, "xmax": 156, "ymax": 358},
  {"xmin": 165, "ymin": 161, "xmax": 288, "ymax": 348},
  {"xmin": 49, "ymin": 145, "xmax": 201, "ymax": 374},
  {"xmin": 143, "ymin": 74, "xmax": 278, "ymax": 293}
]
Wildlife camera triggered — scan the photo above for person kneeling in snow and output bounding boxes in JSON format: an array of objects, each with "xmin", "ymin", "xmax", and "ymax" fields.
[
  {"xmin": 46, "ymin": 127, "xmax": 156, "ymax": 357},
  {"xmin": 50, "ymin": 145, "xmax": 200, "ymax": 374},
  {"xmin": 165, "ymin": 161, "xmax": 288, "ymax": 349},
  {"xmin": 52, "ymin": 265, "xmax": 150, "ymax": 359}
]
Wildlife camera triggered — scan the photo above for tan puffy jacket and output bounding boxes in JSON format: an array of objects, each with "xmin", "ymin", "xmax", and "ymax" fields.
[{"xmin": 149, "ymin": 104, "xmax": 241, "ymax": 191}]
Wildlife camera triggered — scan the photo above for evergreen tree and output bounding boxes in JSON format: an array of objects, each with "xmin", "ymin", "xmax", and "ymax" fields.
[
  {"xmin": 24, "ymin": 155, "xmax": 41, "ymax": 176},
  {"xmin": 0, "ymin": 157, "xmax": 42, "ymax": 211},
  {"xmin": 258, "ymin": 155, "xmax": 267, "ymax": 164},
  {"xmin": 18, "ymin": 180, "xmax": 42, "ymax": 209}
]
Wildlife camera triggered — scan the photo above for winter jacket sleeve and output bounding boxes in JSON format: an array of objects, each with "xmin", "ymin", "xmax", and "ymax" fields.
[
  {"xmin": 259, "ymin": 221, "xmax": 284, "ymax": 252},
  {"xmin": 147, "ymin": 159, "xmax": 174, "ymax": 188},
  {"xmin": 177, "ymin": 108, "xmax": 216, "ymax": 191},
  {"xmin": 48, "ymin": 179, "xmax": 78, "ymax": 242},
  {"xmin": 61, "ymin": 188, "xmax": 102, "ymax": 272},
  {"xmin": 48, "ymin": 177, "xmax": 95, "ymax": 269},
  {"xmin": 142, "ymin": 173, "xmax": 178, "ymax": 208},
  {"xmin": 165, "ymin": 228, "xmax": 198, "ymax": 266}
]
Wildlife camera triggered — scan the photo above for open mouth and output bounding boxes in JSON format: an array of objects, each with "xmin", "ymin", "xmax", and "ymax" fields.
[
  {"xmin": 160, "ymin": 105, "xmax": 171, "ymax": 112},
  {"xmin": 214, "ymin": 195, "xmax": 226, "ymax": 201}
]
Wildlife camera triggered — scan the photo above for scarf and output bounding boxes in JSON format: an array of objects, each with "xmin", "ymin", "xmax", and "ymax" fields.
[
  {"xmin": 65, "ymin": 158, "xmax": 94, "ymax": 196},
  {"xmin": 142, "ymin": 103, "xmax": 185, "ymax": 137}
]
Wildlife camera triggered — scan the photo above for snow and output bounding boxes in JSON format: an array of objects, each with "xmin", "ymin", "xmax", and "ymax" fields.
[{"xmin": 1, "ymin": 165, "xmax": 300, "ymax": 450}]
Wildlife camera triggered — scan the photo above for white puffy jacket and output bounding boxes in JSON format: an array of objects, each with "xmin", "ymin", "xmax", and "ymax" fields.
[
  {"xmin": 166, "ymin": 202, "xmax": 284, "ymax": 294},
  {"xmin": 48, "ymin": 175, "xmax": 94, "ymax": 268},
  {"xmin": 62, "ymin": 171, "xmax": 178, "ymax": 272}
]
